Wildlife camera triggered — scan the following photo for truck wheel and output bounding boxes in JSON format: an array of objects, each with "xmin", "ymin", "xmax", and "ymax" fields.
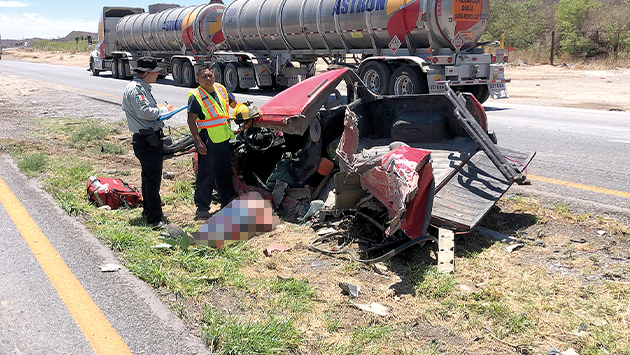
[
  {"xmin": 390, "ymin": 66, "xmax": 427, "ymax": 96},
  {"xmin": 90, "ymin": 60, "xmax": 101, "ymax": 76},
  {"xmin": 360, "ymin": 62, "xmax": 391, "ymax": 95},
  {"xmin": 224, "ymin": 63, "xmax": 244, "ymax": 93},
  {"xmin": 210, "ymin": 62, "xmax": 225, "ymax": 86},
  {"xmin": 172, "ymin": 60, "xmax": 183, "ymax": 84},
  {"xmin": 470, "ymin": 85, "xmax": 490, "ymax": 104},
  {"xmin": 111, "ymin": 58, "xmax": 120, "ymax": 79},
  {"xmin": 182, "ymin": 61, "xmax": 197, "ymax": 88},
  {"xmin": 119, "ymin": 59, "xmax": 129, "ymax": 79}
]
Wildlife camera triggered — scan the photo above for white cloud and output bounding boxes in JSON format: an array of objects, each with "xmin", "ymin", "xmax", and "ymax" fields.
[
  {"xmin": 0, "ymin": 13, "xmax": 97, "ymax": 39},
  {"xmin": 0, "ymin": 1, "xmax": 29, "ymax": 7}
]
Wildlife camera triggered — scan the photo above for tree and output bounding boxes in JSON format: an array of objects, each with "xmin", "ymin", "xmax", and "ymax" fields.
[
  {"xmin": 555, "ymin": 0, "xmax": 601, "ymax": 55},
  {"xmin": 483, "ymin": 0, "xmax": 546, "ymax": 49},
  {"xmin": 75, "ymin": 36, "xmax": 80, "ymax": 44}
]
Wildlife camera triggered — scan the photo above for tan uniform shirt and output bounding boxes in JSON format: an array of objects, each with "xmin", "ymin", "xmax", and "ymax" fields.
[{"xmin": 122, "ymin": 78, "xmax": 167, "ymax": 133}]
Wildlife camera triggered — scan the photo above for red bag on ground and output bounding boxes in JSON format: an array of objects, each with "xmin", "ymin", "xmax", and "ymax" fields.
[{"xmin": 87, "ymin": 177, "xmax": 142, "ymax": 209}]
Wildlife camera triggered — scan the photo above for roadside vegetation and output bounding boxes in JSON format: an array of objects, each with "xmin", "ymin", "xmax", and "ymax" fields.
[
  {"xmin": 484, "ymin": 0, "xmax": 630, "ymax": 67},
  {"xmin": 2, "ymin": 115, "xmax": 629, "ymax": 354},
  {"xmin": 31, "ymin": 39, "xmax": 92, "ymax": 53}
]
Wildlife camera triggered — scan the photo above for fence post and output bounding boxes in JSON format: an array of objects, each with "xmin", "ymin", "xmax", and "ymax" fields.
[{"xmin": 550, "ymin": 30, "xmax": 555, "ymax": 66}]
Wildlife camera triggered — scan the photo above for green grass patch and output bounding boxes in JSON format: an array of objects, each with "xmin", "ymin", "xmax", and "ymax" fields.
[
  {"xmin": 408, "ymin": 265, "xmax": 456, "ymax": 299},
  {"xmin": 17, "ymin": 152, "xmax": 48, "ymax": 177},
  {"xmin": 70, "ymin": 121, "xmax": 110, "ymax": 147},
  {"xmin": 96, "ymin": 142, "xmax": 128, "ymax": 155},
  {"xmin": 162, "ymin": 179, "xmax": 195, "ymax": 205},
  {"xmin": 202, "ymin": 306, "xmax": 303, "ymax": 355}
]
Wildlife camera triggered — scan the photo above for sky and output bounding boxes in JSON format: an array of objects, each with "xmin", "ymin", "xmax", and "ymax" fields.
[{"xmin": 0, "ymin": 0, "xmax": 233, "ymax": 40}]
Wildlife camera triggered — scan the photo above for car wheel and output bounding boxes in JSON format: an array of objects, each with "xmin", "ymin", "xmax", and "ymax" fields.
[
  {"xmin": 359, "ymin": 61, "xmax": 391, "ymax": 95},
  {"xmin": 90, "ymin": 60, "xmax": 101, "ymax": 76},
  {"xmin": 211, "ymin": 62, "xmax": 225, "ymax": 85},
  {"xmin": 182, "ymin": 61, "xmax": 196, "ymax": 88},
  {"xmin": 172, "ymin": 60, "xmax": 183, "ymax": 84},
  {"xmin": 389, "ymin": 66, "xmax": 427, "ymax": 95}
]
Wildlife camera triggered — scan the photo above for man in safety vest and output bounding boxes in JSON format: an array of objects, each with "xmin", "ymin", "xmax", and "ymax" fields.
[{"xmin": 187, "ymin": 65, "xmax": 239, "ymax": 219}]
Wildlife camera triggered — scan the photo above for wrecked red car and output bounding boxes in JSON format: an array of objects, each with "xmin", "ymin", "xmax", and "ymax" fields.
[{"xmin": 228, "ymin": 68, "xmax": 534, "ymax": 260}]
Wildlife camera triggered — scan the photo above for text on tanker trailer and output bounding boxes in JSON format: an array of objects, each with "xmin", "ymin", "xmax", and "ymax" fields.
[{"xmin": 89, "ymin": 0, "xmax": 509, "ymax": 103}]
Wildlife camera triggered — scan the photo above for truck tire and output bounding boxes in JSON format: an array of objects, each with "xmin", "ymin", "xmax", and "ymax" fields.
[
  {"xmin": 119, "ymin": 59, "xmax": 129, "ymax": 79},
  {"xmin": 172, "ymin": 59, "xmax": 183, "ymax": 84},
  {"xmin": 90, "ymin": 59, "xmax": 101, "ymax": 76},
  {"xmin": 360, "ymin": 61, "xmax": 391, "ymax": 95},
  {"xmin": 224, "ymin": 63, "xmax": 241, "ymax": 93},
  {"xmin": 182, "ymin": 61, "xmax": 197, "ymax": 88},
  {"xmin": 210, "ymin": 62, "xmax": 225, "ymax": 86},
  {"xmin": 390, "ymin": 66, "xmax": 428, "ymax": 96},
  {"xmin": 470, "ymin": 85, "xmax": 490, "ymax": 104},
  {"xmin": 111, "ymin": 58, "xmax": 120, "ymax": 79}
]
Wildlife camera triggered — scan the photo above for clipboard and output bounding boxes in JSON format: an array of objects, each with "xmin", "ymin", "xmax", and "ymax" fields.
[{"xmin": 154, "ymin": 105, "xmax": 186, "ymax": 121}]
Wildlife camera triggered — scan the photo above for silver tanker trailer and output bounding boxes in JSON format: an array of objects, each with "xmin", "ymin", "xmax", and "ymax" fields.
[{"xmin": 89, "ymin": 0, "xmax": 510, "ymax": 103}]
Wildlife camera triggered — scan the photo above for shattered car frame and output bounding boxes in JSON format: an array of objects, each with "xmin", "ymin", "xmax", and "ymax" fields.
[{"xmin": 227, "ymin": 68, "xmax": 533, "ymax": 259}]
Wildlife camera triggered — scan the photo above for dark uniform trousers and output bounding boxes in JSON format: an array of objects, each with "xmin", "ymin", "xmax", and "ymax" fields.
[
  {"xmin": 132, "ymin": 132, "xmax": 163, "ymax": 224},
  {"xmin": 195, "ymin": 129, "xmax": 237, "ymax": 210}
]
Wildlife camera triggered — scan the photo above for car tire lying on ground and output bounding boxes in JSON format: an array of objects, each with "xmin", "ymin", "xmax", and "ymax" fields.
[{"xmin": 163, "ymin": 135, "xmax": 195, "ymax": 155}]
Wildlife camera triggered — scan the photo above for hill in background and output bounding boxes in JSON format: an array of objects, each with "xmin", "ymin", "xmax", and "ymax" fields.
[{"xmin": 1, "ymin": 31, "xmax": 97, "ymax": 47}]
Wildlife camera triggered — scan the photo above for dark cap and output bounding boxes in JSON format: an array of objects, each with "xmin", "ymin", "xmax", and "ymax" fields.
[{"xmin": 134, "ymin": 57, "xmax": 163, "ymax": 73}]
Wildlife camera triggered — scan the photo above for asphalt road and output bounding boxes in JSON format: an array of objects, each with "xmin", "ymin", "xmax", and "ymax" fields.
[
  {"xmin": 0, "ymin": 60, "xmax": 276, "ymax": 127},
  {"xmin": 485, "ymin": 102, "xmax": 630, "ymax": 218},
  {"xmin": 2, "ymin": 59, "xmax": 629, "ymax": 216},
  {"xmin": 0, "ymin": 154, "xmax": 210, "ymax": 355}
]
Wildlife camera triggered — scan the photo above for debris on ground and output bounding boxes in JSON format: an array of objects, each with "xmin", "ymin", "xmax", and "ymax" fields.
[
  {"xmin": 263, "ymin": 244, "xmax": 291, "ymax": 256},
  {"xmin": 339, "ymin": 282, "xmax": 359, "ymax": 298},
  {"xmin": 100, "ymin": 264, "xmax": 122, "ymax": 272},
  {"xmin": 353, "ymin": 302, "xmax": 389, "ymax": 316}
]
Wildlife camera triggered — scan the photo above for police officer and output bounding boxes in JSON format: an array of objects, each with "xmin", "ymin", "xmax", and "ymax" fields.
[
  {"xmin": 187, "ymin": 65, "xmax": 238, "ymax": 219},
  {"xmin": 122, "ymin": 57, "xmax": 174, "ymax": 228}
]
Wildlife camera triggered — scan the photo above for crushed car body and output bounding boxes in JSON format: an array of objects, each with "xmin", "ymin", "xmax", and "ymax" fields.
[{"xmin": 221, "ymin": 68, "xmax": 533, "ymax": 257}]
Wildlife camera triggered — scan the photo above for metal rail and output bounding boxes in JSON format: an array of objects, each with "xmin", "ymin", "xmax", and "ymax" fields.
[{"xmin": 444, "ymin": 83, "xmax": 526, "ymax": 184}]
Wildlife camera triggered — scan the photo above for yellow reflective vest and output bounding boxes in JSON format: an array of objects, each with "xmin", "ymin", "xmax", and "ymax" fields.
[{"xmin": 188, "ymin": 84, "xmax": 234, "ymax": 143}]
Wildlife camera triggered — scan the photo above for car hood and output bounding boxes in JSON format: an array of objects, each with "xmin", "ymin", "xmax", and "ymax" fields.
[{"xmin": 255, "ymin": 68, "xmax": 350, "ymax": 136}]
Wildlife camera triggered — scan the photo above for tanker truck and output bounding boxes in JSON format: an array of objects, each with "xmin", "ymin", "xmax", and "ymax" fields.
[{"xmin": 89, "ymin": 0, "xmax": 510, "ymax": 103}]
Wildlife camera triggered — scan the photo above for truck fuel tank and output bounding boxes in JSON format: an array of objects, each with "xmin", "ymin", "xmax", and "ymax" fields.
[{"xmin": 222, "ymin": 0, "xmax": 489, "ymax": 53}]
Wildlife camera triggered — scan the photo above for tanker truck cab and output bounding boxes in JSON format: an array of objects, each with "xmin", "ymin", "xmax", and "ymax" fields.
[{"xmin": 89, "ymin": 7, "xmax": 144, "ymax": 77}]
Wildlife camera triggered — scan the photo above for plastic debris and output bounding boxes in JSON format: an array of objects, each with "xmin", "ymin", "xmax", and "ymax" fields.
[
  {"xmin": 476, "ymin": 226, "xmax": 516, "ymax": 243},
  {"xmin": 316, "ymin": 227, "xmax": 336, "ymax": 235},
  {"xmin": 354, "ymin": 302, "xmax": 389, "ymax": 316},
  {"xmin": 339, "ymin": 282, "xmax": 359, "ymax": 298},
  {"xmin": 163, "ymin": 172, "xmax": 175, "ymax": 179},
  {"xmin": 100, "ymin": 264, "xmax": 122, "ymax": 272},
  {"xmin": 506, "ymin": 243, "xmax": 524, "ymax": 253},
  {"xmin": 298, "ymin": 200, "xmax": 324, "ymax": 222},
  {"xmin": 264, "ymin": 244, "xmax": 291, "ymax": 256}
]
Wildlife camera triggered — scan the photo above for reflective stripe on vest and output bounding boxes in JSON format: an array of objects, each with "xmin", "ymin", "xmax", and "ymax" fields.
[
  {"xmin": 195, "ymin": 85, "xmax": 229, "ymax": 129},
  {"xmin": 188, "ymin": 84, "xmax": 234, "ymax": 143}
]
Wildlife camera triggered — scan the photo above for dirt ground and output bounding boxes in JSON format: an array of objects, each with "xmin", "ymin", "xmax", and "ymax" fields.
[{"xmin": 2, "ymin": 48, "xmax": 630, "ymax": 355}]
